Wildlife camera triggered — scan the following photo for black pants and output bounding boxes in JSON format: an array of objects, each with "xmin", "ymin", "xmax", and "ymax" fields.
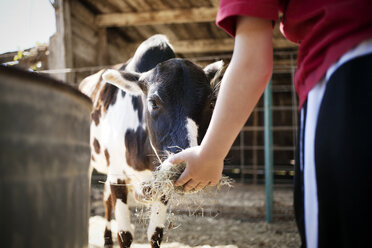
[{"xmin": 294, "ymin": 53, "xmax": 372, "ymax": 248}]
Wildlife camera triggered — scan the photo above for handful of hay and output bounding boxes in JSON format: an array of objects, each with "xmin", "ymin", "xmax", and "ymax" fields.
[{"xmin": 141, "ymin": 159, "xmax": 233, "ymax": 203}]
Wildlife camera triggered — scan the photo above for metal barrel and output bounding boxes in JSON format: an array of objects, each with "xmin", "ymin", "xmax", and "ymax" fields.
[{"xmin": 0, "ymin": 66, "xmax": 92, "ymax": 248}]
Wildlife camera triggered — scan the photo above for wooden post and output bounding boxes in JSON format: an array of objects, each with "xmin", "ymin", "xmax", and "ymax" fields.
[{"xmin": 48, "ymin": 0, "xmax": 74, "ymax": 83}]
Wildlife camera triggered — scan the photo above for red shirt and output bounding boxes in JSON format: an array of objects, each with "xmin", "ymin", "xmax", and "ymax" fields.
[{"xmin": 217, "ymin": 0, "xmax": 372, "ymax": 109}]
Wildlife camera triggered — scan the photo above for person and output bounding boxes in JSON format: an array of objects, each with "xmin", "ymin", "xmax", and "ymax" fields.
[{"xmin": 169, "ymin": 0, "xmax": 372, "ymax": 247}]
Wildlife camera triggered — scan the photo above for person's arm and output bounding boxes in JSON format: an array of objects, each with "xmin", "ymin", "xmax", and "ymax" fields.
[{"xmin": 170, "ymin": 16, "xmax": 273, "ymax": 191}]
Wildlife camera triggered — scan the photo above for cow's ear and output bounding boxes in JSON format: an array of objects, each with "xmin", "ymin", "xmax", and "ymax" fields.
[
  {"xmin": 102, "ymin": 69, "xmax": 146, "ymax": 95},
  {"xmin": 204, "ymin": 60, "xmax": 225, "ymax": 96}
]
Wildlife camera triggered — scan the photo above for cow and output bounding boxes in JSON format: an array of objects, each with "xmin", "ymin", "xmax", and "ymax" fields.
[{"xmin": 79, "ymin": 35, "xmax": 224, "ymax": 248}]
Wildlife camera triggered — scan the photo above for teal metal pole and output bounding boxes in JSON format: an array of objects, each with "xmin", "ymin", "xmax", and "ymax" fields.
[{"xmin": 264, "ymin": 79, "xmax": 274, "ymax": 223}]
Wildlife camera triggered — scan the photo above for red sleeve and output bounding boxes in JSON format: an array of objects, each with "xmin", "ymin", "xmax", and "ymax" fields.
[{"xmin": 216, "ymin": 0, "xmax": 279, "ymax": 37}]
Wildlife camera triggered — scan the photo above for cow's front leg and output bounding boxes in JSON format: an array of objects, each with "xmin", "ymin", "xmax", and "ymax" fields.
[
  {"xmin": 147, "ymin": 198, "xmax": 168, "ymax": 248},
  {"xmin": 103, "ymin": 182, "xmax": 114, "ymax": 247},
  {"xmin": 111, "ymin": 179, "xmax": 134, "ymax": 248}
]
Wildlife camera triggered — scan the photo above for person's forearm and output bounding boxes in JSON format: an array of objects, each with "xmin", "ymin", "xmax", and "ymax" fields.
[{"xmin": 200, "ymin": 16, "xmax": 273, "ymax": 160}]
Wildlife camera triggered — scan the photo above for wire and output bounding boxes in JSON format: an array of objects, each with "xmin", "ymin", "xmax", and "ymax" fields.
[
  {"xmin": 38, "ymin": 64, "xmax": 297, "ymax": 74},
  {"xmin": 38, "ymin": 65, "xmax": 108, "ymax": 74}
]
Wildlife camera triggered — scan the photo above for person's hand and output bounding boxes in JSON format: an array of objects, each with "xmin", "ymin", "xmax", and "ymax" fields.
[{"xmin": 169, "ymin": 146, "xmax": 224, "ymax": 192}]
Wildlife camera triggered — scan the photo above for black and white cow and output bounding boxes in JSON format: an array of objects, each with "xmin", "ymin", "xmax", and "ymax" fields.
[{"xmin": 79, "ymin": 35, "xmax": 224, "ymax": 248}]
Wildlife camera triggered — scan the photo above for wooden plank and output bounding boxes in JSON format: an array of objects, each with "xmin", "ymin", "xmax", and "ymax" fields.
[
  {"xmin": 105, "ymin": 38, "xmax": 232, "ymax": 56},
  {"xmin": 70, "ymin": 1, "xmax": 95, "ymax": 28},
  {"xmin": 209, "ymin": 0, "xmax": 220, "ymax": 7},
  {"xmin": 74, "ymin": 53, "xmax": 96, "ymax": 68},
  {"xmin": 72, "ymin": 36, "xmax": 97, "ymax": 65},
  {"xmin": 187, "ymin": 23, "xmax": 215, "ymax": 39},
  {"xmin": 166, "ymin": 0, "xmax": 192, "ymax": 8},
  {"xmin": 63, "ymin": 0, "xmax": 73, "ymax": 83},
  {"xmin": 152, "ymin": 24, "xmax": 178, "ymax": 41},
  {"xmin": 208, "ymin": 22, "xmax": 230, "ymax": 39},
  {"xmin": 107, "ymin": 31, "xmax": 136, "ymax": 61},
  {"xmin": 124, "ymin": 0, "xmax": 153, "ymax": 12},
  {"xmin": 47, "ymin": 34, "xmax": 61, "ymax": 79},
  {"xmin": 103, "ymin": 36, "xmax": 296, "ymax": 64},
  {"xmin": 166, "ymin": 23, "xmax": 192, "ymax": 40},
  {"xmin": 189, "ymin": 0, "xmax": 212, "ymax": 8},
  {"xmin": 108, "ymin": 44, "xmax": 123, "ymax": 64},
  {"xmin": 145, "ymin": 0, "xmax": 170, "ymax": 10},
  {"xmin": 132, "ymin": 26, "xmax": 157, "ymax": 40},
  {"xmin": 71, "ymin": 18, "xmax": 97, "ymax": 46},
  {"xmin": 118, "ymin": 26, "xmax": 146, "ymax": 42},
  {"xmin": 97, "ymin": 28, "xmax": 108, "ymax": 66},
  {"xmin": 109, "ymin": 30, "xmax": 134, "ymax": 48},
  {"xmin": 172, "ymin": 38, "xmax": 234, "ymax": 53},
  {"xmin": 81, "ymin": 0, "xmax": 118, "ymax": 14},
  {"xmin": 108, "ymin": 43, "xmax": 133, "ymax": 64},
  {"xmin": 173, "ymin": 36, "xmax": 296, "ymax": 51},
  {"xmin": 106, "ymin": 0, "xmax": 134, "ymax": 13},
  {"xmin": 273, "ymin": 58, "xmax": 298, "ymax": 67},
  {"xmin": 273, "ymin": 38, "xmax": 298, "ymax": 49},
  {"xmin": 96, "ymin": 7, "xmax": 218, "ymax": 27}
]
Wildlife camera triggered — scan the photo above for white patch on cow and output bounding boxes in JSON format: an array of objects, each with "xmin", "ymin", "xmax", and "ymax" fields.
[
  {"xmin": 114, "ymin": 199, "xmax": 134, "ymax": 234},
  {"xmin": 203, "ymin": 60, "xmax": 224, "ymax": 74},
  {"xmin": 147, "ymin": 201, "xmax": 167, "ymax": 241},
  {"xmin": 79, "ymin": 69, "xmax": 105, "ymax": 99},
  {"xmin": 109, "ymin": 166, "xmax": 153, "ymax": 198},
  {"xmin": 106, "ymin": 220, "xmax": 112, "ymax": 231},
  {"xmin": 103, "ymin": 69, "xmax": 142, "ymax": 95},
  {"xmin": 104, "ymin": 181, "xmax": 111, "ymax": 201},
  {"xmin": 186, "ymin": 117, "xmax": 198, "ymax": 147},
  {"xmin": 91, "ymin": 92, "xmax": 140, "ymax": 175}
]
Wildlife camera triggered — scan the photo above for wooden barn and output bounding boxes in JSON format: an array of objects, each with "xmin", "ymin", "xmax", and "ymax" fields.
[{"xmin": 48, "ymin": 0, "xmax": 299, "ymax": 184}]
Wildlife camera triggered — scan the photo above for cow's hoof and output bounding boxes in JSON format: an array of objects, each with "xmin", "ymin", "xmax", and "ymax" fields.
[
  {"xmin": 104, "ymin": 239, "xmax": 113, "ymax": 248},
  {"xmin": 150, "ymin": 227, "xmax": 164, "ymax": 248},
  {"xmin": 117, "ymin": 230, "xmax": 133, "ymax": 248},
  {"xmin": 104, "ymin": 228, "xmax": 114, "ymax": 247}
]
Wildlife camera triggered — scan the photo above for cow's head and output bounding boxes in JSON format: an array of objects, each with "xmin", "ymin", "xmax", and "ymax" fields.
[{"xmin": 103, "ymin": 58, "xmax": 224, "ymax": 156}]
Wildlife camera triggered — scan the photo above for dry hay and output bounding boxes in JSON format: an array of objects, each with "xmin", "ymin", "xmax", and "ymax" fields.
[{"xmin": 141, "ymin": 159, "xmax": 233, "ymax": 204}]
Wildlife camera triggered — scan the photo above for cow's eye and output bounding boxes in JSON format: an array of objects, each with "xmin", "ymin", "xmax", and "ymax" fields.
[{"xmin": 148, "ymin": 100, "xmax": 159, "ymax": 110}]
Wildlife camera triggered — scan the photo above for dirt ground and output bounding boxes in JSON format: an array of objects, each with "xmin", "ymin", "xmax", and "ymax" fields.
[{"xmin": 89, "ymin": 183, "xmax": 301, "ymax": 248}]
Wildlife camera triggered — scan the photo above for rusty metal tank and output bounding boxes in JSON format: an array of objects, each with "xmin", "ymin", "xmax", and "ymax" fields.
[{"xmin": 0, "ymin": 66, "xmax": 92, "ymax": 248}]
